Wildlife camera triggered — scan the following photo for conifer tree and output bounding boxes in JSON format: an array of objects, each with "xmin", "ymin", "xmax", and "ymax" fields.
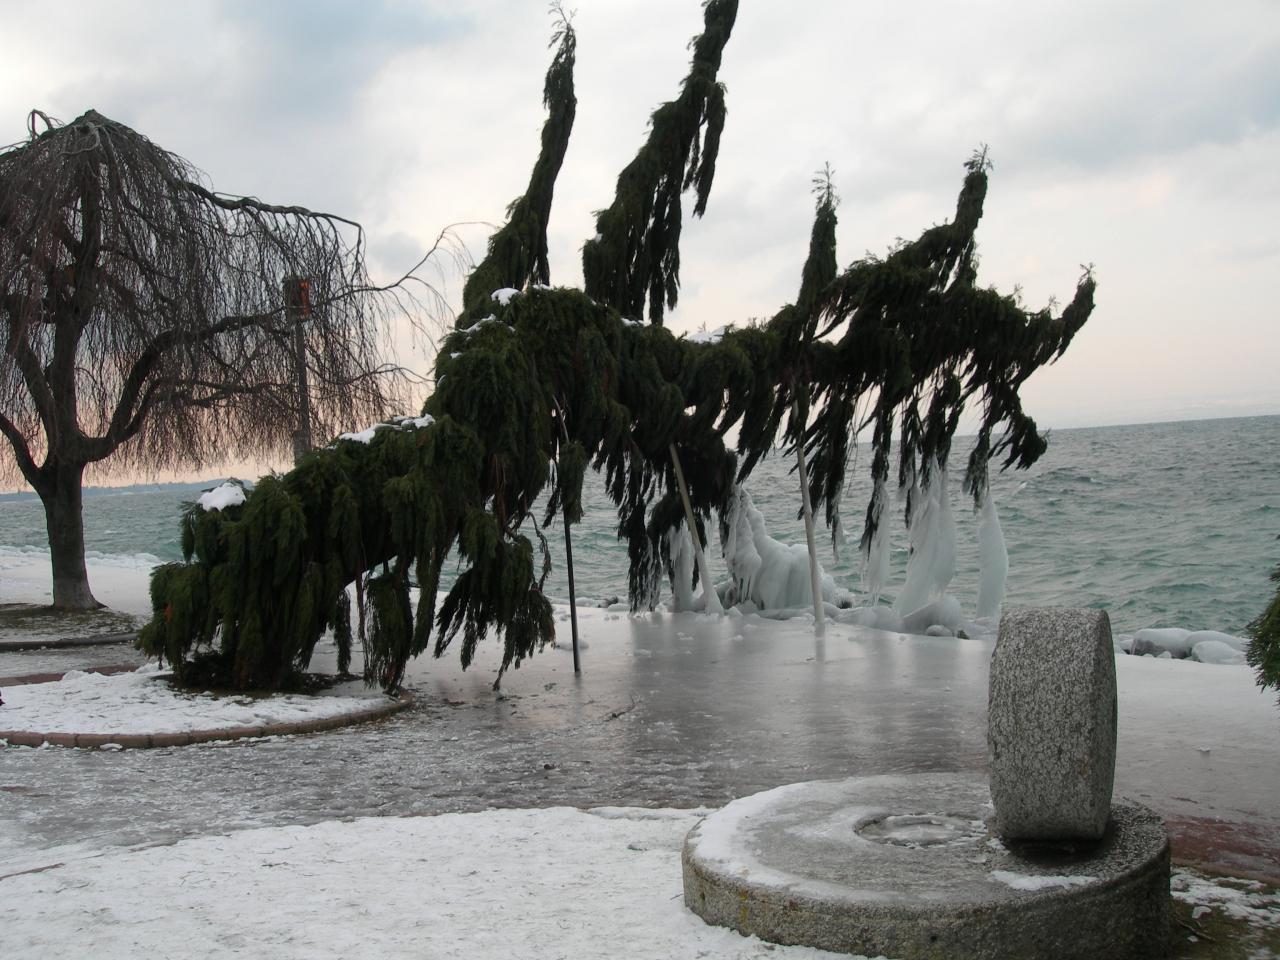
[
  {"xmin": 140, "ymin": 9, "xmax": 1096, "ymax": 695},
  {"xmin": 1248, "ymin": 567, "xmax": 1280, "ymax": 703},
  {"xmin": 582, "ymin": 0, "xmax": 737, "ymax": 325}
]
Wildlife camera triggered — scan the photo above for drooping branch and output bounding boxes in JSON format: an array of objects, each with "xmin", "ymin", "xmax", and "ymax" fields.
[
  {"xmin": 459, "ymin": 7, "xmax": 577, "ymax": 319},
  {"xmin": 582, "ymin": 0, "xmax": 738, "ymax": 324}
]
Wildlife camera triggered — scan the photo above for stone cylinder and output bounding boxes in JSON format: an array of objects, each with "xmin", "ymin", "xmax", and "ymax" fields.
[{"xmin": 988, "ymin": 606, "xmax": 1117, "ymax": 841}]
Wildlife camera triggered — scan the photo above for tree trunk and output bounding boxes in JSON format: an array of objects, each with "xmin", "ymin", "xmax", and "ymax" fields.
[{"xmin": 38, "ymin": 459, "xmax": 102, "ymax": 610}]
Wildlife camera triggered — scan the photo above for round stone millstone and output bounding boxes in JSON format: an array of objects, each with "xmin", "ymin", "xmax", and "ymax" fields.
[
  {"xmin": 682, "ymin": 774, "xmax": 1170, "ymax": 960},
  {"xmin": 988, "ymin": 606, "xmax": 1118, "ymax": 840}
]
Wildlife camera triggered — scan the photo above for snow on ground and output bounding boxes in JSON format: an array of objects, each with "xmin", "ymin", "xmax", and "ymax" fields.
[
  {"xmin": 1171, "ymin": 870, "xmax": 1280, "ymax": 927},
  {"xmin": 1, "ymin": 806, "xmax": 865, "ymax": 960},
  {"xmin": 0, "ymin": 669, "xmax": 390, "ymax": 736}
]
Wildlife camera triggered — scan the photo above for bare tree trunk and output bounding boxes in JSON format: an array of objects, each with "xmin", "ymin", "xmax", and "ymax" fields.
[{"xmin": 38, "ymin": 459, "xmax": 102, "ymax": 610}]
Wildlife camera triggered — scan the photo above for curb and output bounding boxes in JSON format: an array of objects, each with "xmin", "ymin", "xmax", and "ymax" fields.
[
  {"xmin": 0, "ymin": 631, "xmax": 138, "ymax": 652},
  {"xmin": 0, "ymin": 664, "xmax": 140, "ymax": 687},
  {"xmin": 0, "ymin": 688, "xmax": 413, "ymax": 750}
]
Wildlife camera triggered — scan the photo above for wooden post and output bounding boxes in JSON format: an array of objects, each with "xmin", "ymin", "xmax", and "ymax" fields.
[
  {"xmin": 564, "ymin": 514, "xmax": 581, "ymax": 673},
  {"xmin": 669, "ymin": 443, "xmax": 723, "ymax": 614},
  {"xmin": 285, "ymin": 276, "xmax": 313, "ymax": 464},
  {"xmin": 795, "ymin": 435, "xmax": 826, "ymax": 638}
]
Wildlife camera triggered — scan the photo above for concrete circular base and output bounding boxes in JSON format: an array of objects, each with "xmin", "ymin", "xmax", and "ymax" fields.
[{"xmin": 682, "ymin": 774, "xmax": 1170, "ymax": 960}]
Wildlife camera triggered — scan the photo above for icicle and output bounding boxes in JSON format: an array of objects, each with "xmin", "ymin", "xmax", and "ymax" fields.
[
  {"xmin": 668, "ymin": 523, "xmax": 697, "ymax": 613},
  {"xmin": 860, "ymin": 478, "xmax": 890, "ymax": 605},
  {"xmin": 976, "ymin": 488, "xmax": 1008, "ymax": 620},
  {"xmin": 669, "ymin": 444, "xmax": 723, "ymax": 614},
  {"xmin": 894, "ymin": 477, "xmax": 935, "ymax": 615},
  {"xmin": 722, "ymin": 487, "xmax": 763, "ymax": 606},
  {"xmin": 930, "ymin": 465, "xmax": 957, "ymax": 600}
]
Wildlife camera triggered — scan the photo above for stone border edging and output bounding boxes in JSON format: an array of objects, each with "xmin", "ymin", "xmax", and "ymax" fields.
[
  {"xmin": 0, "ymin": 631, "xmax": 138, "ymax": 652},
  {"xmin": 0, "ymin": 688, "xmax": 413, "ymax": 749},
  {"xmin": 0, "ymin": 663, "xmax": 139, "ymax": 687}
]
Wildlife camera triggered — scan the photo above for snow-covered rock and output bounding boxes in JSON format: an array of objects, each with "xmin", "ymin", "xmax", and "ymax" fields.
[
  {"xmin": 1131, "ymin": 627, "xmax": 1193, "ymax": 658},
  {"xmin": 1185, "ymin": 630, "xmax": 1249, "ymax": 653},
  {"xmin": 1190, "ymin": 639, "xmax": 1248, "ymax": 665},
  {"xmin": 900, "ymin": 595, "xmax": 966, "ymax": 636}
]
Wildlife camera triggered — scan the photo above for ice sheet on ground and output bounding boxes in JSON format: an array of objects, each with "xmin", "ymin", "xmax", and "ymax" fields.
[
  {"xmin": 0, "ymin": 670, "xmax": 388, "ymax": 736},
  {"xmin": 0, "ymin": 807, "xmax": 865, "ymax": 960}
]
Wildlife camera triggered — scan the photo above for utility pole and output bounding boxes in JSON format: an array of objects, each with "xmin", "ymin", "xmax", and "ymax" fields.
[{"xmin": 285, "ymin": 276, "xmax": 313, "ymax": 464}]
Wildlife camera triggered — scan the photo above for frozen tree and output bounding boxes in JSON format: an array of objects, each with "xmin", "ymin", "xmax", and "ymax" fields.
[
  {"xmin": 141, "ymin": 2, "xmax": 1094, "ymax": 693},
  {"xmin": 0, "ymin": 109, "xmax": 445, "ymax": 609}
]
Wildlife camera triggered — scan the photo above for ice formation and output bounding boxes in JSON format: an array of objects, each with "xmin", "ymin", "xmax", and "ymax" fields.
[
  {"xmin": 893, "ymin": 461, "xmax": 957, "ymax": 616},
  {"xmin": 976, "ymin": 488, "xmax": 1008, "ymax": 620},
  {"xmin": 667, "ymin": 523, "xmax": 696, "ymax": 613},
  {"xmin": 1131, "ymin": 627, "xmax": 1250, "ymax": 662},
  {"xmin": 720, "ymin": 488, "xmax": 842, "ymax": 612},
  {"xmin": 859, "ymin": 478, "xmax": 891, "ymax": 605}
]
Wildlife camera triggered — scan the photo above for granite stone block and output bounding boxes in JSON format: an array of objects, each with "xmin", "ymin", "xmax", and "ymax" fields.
[{"xmin": 988, "ymin": 606, "xmax": 1117, "ymax": 840}]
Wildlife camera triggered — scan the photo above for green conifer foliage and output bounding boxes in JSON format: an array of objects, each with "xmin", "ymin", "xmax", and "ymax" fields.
[
  {"xmin": 582, "ymin": 0, "xmax": 738, "ymax": 324},
  {"xmin": 459, "ymin": 9, "xmax": 577, "ymax": 319},
  {"xmin": 1248, "ymin": 567, "xmax": 1280, "ymax": 702},
  {"xmin": 140, "ymin": 12, "xmax": 1097, "ymax": 695},
  {"xmin": 795, "ymin": 150, "xmax": 1095, "ymax": 550}
]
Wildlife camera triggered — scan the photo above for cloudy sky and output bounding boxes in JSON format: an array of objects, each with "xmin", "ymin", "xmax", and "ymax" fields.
[{"xmin": 3, "ymin": 0, "xmax": 1278, "ymax": 445}]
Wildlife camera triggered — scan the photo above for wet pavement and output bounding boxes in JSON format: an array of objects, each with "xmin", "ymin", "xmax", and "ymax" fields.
[{"xmin": 2, "ymin": 607, "xmax": 1277, "ymax": 882}]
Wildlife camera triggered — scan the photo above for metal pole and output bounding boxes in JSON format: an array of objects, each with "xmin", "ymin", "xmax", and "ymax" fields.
[
  {"xmin": 564, "ymin": 513, "xmax": 581, "ymax": 673},
  {"xmin": 795, "ymin": 433, "xmax": 826, "ymax": 638},
  {"xmin": 669, "ymin": 443, "xmax": 723, "ymax": 614},
  {"xmin": 286, "ymin": 277, "xmax": 313, "ymax": 464}
]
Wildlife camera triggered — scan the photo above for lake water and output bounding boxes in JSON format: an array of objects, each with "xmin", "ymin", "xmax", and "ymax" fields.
[{"xmin": 2, "ymin": 415, "xmax": 1277, "ymax": 636}]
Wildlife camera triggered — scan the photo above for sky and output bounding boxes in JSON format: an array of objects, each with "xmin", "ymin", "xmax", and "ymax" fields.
[{"xmin": 2, "ymin": 0, "xmax": 1278, "ymax": 485}]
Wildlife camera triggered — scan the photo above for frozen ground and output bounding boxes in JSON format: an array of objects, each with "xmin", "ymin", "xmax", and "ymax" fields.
[
  {"xmin": 2, "ymin": 556, "xmax": 1278, "ymax": 956},
  {"xmin": 4, "ymin": 806, "xmax": 863, "ymax": 960}
]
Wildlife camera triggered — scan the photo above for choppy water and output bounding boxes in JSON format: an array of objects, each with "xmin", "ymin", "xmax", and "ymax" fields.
[{"xmin": 2, "ymin": 415, "xmax": 1278, "ymax": 635}]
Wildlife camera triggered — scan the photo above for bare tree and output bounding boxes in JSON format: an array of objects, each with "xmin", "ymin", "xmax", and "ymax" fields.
[{"xmin": 0, "ymin": 109, "xmax": 454, "ymax": 609}]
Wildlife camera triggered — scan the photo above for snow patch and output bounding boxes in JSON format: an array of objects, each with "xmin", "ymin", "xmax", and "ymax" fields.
[
  {"xmin": 989, "ymin": 870, "xmax": 1095, "ymax": 891},
  {"xmin": 687, "ymin": 325, "xmax": 727, "ymax": 344},
  {"xmin": 336, "ymin": 415, "xmax": 434, "ymax": 445},
  {"xmin": 196, "ymin": 482, "xmax": 245, "ymax": 513},
  {"xmin": 0, "ymin": 669, "xmax": 389, "ymax": 736},
  {"xmin": 0, "ymin": 806, "xmax": 866, "ymax": 960},
  {"xmin": 490, "ymin": 287, "xmax": 520, "ymax": 305}
]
